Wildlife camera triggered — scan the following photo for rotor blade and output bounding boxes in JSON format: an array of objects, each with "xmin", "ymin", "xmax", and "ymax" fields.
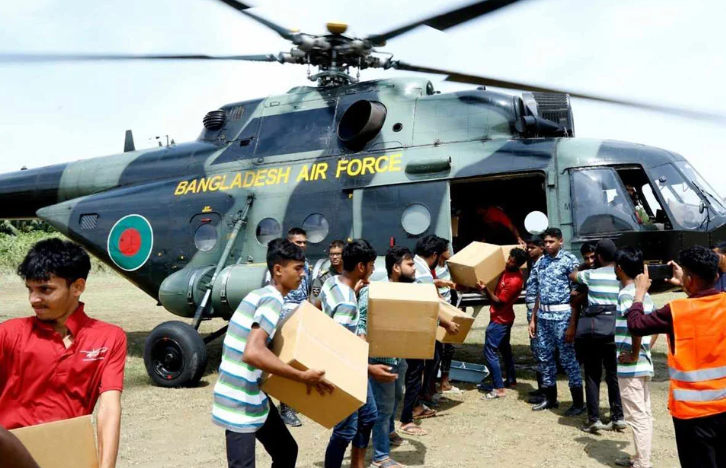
[
  {"xmin": 0, "ymin": 52, "xmax": 279, "ymax": 63},
  {"xmin": 392, "ymin": 61, "xmax": 726, "ymax": 122},
  {"xmin": 366, "ymin": 0, "xmax": 522, "ymax": 46},
  {"xmin": 213, "ymin": 0, "xmax": 296, "ymax": 40}
]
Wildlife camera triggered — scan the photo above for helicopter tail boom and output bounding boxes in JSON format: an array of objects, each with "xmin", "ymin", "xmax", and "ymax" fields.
[{"xmin": 0, "ymin": 163, "xmax": 69, "ymax": 219}]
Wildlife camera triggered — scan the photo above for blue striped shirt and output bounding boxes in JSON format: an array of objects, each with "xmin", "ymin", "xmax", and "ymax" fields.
[
  {"xmin": 212, "ymin": 285, "xmax": 284, "ymax": 433},
  {"xmin": 319, "ymin": 276, "xmax": 359, "ymax": 333}
]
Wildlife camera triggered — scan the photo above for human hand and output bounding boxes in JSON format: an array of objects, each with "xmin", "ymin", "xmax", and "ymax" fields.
[
  {"xmin": 528, "ymin": 320, "xmax": 536, "ymax": 339},
  {"xmin": 564, "ymin": 324, "xmax": 576, "ymax": 343},
  {"xmin": 301, "ymin": 369, "xmax": 334, "ymax": 396},
  {"xmin": 667, "ymin": 261, "xmax": 684, "ymax": 287},
  {"xmin": 635, "ymin": 267, "xmax": 652, "ymax": 296},
  {"xmin": 369, "ymin": 364, "xmax": 398, "ymax": 383},
  {"xmin": 444, "ymin": 321, "xmax": 460, "ymax": 335},
  {"xmin": 354, "ymin": 279, "xmax": 369, "ymax": 294},
  {"xmin": 618, "ymin": 351, "xmax": 639, "ymax": 364}
]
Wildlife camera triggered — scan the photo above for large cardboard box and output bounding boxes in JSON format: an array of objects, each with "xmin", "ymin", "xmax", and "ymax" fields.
[
  {"xmin": 436, "ymin": 300, "xmax": 475, "ymax": 344},
  {"xmin": 367, "ymin": 282, "xmax": 440, "ymax": 359},
  {"xmin": 261, "ymin": 301, "xmax": 369, "ymax": 429},
  {"xmin": 447, "ymin": 242, "xmax": 521, "ymax": 288},
  {"xmin": 10, "ymin": 415, "xmax": 98, "ymax": 468}
]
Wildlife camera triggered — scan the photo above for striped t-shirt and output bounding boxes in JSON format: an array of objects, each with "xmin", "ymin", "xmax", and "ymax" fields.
[
  {"xmin": 616, "ymin": 283, "xmax": 655, "ymax": 378},
  {"xmin": 576, "ymin": 266, "xmax": 620, "ymax": 306},
  {"xmin": 414, "ymin": 255, "xmax": 434, "ymax": 284},
  {"xmin": 319, "ymin": 275, "xmax": 359, "ymax": 333},
  {"xmin": 435, "ymin": 263, "xmax": 452, "ymax": 303},
  {"xmin": 212, "ymin": 285, "xmax": 284, "ymax": 433}
]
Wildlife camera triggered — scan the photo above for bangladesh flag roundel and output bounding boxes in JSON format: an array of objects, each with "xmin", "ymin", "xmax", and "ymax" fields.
[{"xmin": 107, "ymin": 214, "xmax": 154, "ymax": 271}]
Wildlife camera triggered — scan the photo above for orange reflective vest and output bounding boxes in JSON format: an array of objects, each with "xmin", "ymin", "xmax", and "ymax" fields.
[{"xmin": 668, "ymin": 294, "xmax": 726, "ymax": 419}]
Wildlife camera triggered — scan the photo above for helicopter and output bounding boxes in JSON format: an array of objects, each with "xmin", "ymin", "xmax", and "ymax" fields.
[{"xmin": 1, "ymin": 0, "xmax": 726, "ymax": 387}]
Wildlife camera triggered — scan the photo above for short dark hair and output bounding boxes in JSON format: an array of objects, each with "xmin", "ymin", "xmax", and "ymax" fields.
[
  {"xmin": 266, "ymin": 238, "xmax": 305, "ymax": 272},
  {"xmin": 329, "ymin": 240, "xmax": 345, "ymax": 250},
  {"xmin": 527, "ymin": 236, "xmax": 544, "ymax": 247},
  {"xmin": 679, "ymin": 246, "xmax": 719, "ymax": 285},
  {"xmin": 542, "ymin": 227, "xmax": 563, "ymax": 240},
  {"xmin": 595, "ymin": 239, "xmax": 617, "ymax": 263},
  {"xmin": 711, "ymin": 241, "xmax": 726, "ymax": 253},
  {"xmin": 385, "ymin": 246, "xmax": 413, "ymax": 277},
  {"xmin": 509, "ymin": 248, "xmax": 528, "ymax": 267},
  {"xmin": 615, "ymin": 247, "xmax": 644, "ymax": 279},
  {"xmin": 343, "ymin": 239, "xmax": 377, "ymax": 272},
  {"xmin": 287, "ymin": 227, "xmax": 307, "ymax": 238},
  {"xmin": 580, "ymin": 242, "xmax": 596, "ymax": 256},
  {"xmin": 17, "ymin": 238, "xmax": 91, "ymax": 285},
  {"xmin": 415, "ymin": 235, "xmax": 448, "ymax": 257}
]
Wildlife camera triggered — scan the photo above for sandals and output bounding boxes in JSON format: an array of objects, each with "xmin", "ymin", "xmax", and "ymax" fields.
[
  {"xmin": 483, "ymin": 390, "xmax": 506, "ymax": 400},
  {"xmin": 389, "ymin": 432, "xmax": 409, "ymax": 447},
  {"xmin": 400, "ymin": 424, "xmax": 429, "ymax": 436},
  {"xmin": 371, "ymin": 457, "xmax": 407, "ymax": 468},
  {"xmin": 412, "ymin": 405, "xmax": 437, "ymax": 419}
]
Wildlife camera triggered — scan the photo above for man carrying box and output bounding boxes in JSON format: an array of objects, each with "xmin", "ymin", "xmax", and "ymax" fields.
[
  {"xmin": 0, "ymin": 239, "xmax": 126, "ymax": 468},
  {"xmin": 357, "ymin": 245, "xmax": 416, "ymax": 468},
  {"xmin": 212, "ymin": 238, "xmax": 332, "ymax": 468},
  {"xmin": 527, "ymin": 228, "xmax": 584, "ymax": 415},
  {"xmin": 319, "ymin": 239, "xmax": 385, "ymax": 468},
  {"xmin": 479, "ymin": 248, "xmax": 528, "ymax": 399}
]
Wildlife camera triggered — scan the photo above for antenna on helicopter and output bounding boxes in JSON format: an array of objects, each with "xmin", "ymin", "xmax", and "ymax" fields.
[{"xmin": 124, "ymin": 130, "xmax": 136, "ymax": 152}]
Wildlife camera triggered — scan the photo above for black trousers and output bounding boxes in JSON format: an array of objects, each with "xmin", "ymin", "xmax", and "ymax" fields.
[
  {"xmin": 673, "ymin": 412, "xmax": 726, "ymax": 468},
  {"xmin": 401, "ymin": 358, "xmax": 425, "ymax": 424},
  {"xmin": 225, "ymin": 402, "xmax": 298, "ymax": 468},
  {"xmin": 423, "ymin": 341, "xmax": 443, "ymax": 397},
  {"xmin": 441, "ymin": 343, "xmax": 456, "ymax": 375},
  {"xmin": 579, "ymin": 341, "xmax": 623, "ymax": 422}
]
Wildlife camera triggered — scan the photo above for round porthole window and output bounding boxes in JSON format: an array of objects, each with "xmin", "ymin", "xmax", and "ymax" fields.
[
  {"xmin": 194, "ymin": 224, "xmax": 218, "ymax": 252},
  {"xmin": 401, "ymin": 203, "xmax": 431, "ymax": 236},
  {"xmin": 302, "ymin": 213, "xmax": 330, "ymax": 244},
  {"xmin": 255, "ymin": 218, "xmax": 281, "ymax": 245}
]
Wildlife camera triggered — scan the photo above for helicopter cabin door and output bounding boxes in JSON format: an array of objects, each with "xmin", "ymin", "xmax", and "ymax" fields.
[{"xmin": 351, "ymin": 181, "xmax": 452, "ymax": 252}]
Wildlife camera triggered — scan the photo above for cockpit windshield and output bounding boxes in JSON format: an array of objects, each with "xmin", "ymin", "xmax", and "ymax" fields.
[
  {"xmin": 675, "ymin": 162, "xmax": 726, "ymax": 214},
  {"xmin": 571, "ymin": 168, "xmax": 640, "ymax": 236},
  {"xmin": 650, "ymin": 163, "xmax": 713, "ymax": 230}
]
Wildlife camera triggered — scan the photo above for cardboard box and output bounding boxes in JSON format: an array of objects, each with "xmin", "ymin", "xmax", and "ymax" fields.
[
  {"xmin": 261, "ymin": 301, "xmax": 369, "ymax": 429},
  {"xmin": 447, "ymin": 242, "xmax": 521, "ymax": 288},
  {"xmin": 367, "ymin": 282, "xmax": 440, "ymax": 359},
  {"xmin": 436, "ymin": 300, "xmax": 475, "ymax": 344},
  {"xmin": 10, "ymin": 415, "xmax": 98, "ymax": 468}
]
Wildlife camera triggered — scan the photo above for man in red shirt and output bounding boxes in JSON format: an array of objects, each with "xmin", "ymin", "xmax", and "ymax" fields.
[
  {"xmin": 0, "ymin": 239, "xmax": 126, "ymax": 468},
  {"xmin": 478, "ymin": 248, "xmax": 528, "ymax": 399}
]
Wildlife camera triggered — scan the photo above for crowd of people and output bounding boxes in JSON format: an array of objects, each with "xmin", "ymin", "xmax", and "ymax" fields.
[{"xmin": 1, "ymin": 227, "xmax": 726, "ymax": 468}]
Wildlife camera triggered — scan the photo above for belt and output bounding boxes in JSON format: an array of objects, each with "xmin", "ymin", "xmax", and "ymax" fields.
[
  {"xmin": 526, "ymin": 302, "xmax": 536, "ymax": 309},
  {"xmin": 538, "ymin": 304, "xmax": 570, "ymax": 312}
]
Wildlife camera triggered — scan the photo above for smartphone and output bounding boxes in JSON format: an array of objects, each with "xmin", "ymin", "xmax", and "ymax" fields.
[{"xmin": 647, "ymin": 264, "xmax": 673, "ymax": 280}]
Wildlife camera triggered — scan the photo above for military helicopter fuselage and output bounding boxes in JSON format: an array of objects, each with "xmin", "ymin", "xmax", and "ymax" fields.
[{"xmin": 2, "ymin": 76, "xmax": 724, "ymax": 386}]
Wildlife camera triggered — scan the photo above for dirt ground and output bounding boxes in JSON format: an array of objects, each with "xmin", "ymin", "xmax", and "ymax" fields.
[{"xmin": 1, "ymin": 275, "xmax": 684, "ymax": 468}]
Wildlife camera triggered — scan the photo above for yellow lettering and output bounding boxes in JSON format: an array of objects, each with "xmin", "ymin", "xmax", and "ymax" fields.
[
  {"xmin": 243, "ymin": 171, "xmax": 256, "ymax": 188},
  {"xmin": 219, "ymin": 174, "xmax": 231, "ymax": 190},
  {"xmin": 277, "ymin": 166, "xmax": 291, "ymax": 184},
  {"xmin": 347, "ymin": 159, "xmax": 362, "ymax": 176},
  {"xmin": 230, "ymin": 173, "xmax": 243, "ymax": 189},
  {"xmin": 197, "ymin": 177, "xmax": 211, "ymax": 193},
  {"xmin": 336, "ymin": 159, "xmax": 348, "ymax": 178},
  {"xmin": 184, "ymin": 179, "xmax": 198, "ymax": 194},
  {"xmin": 254, "ymin": 169, "xmax": 268, "ymax": 187},
  {"xmin": 174, "ymin": 181, "xmax": 188, "ymax": 196},
  {"xmin": 208, "ymin": 175, "xmax": 222, "ymax": 191},
  {"xmin": 375, "ymin": 155, "xmax": 389, "ymax": 172},
  {"xmin": 296, "ymin": 165, "xmax": 310, "ymax": 182},
  {"xmin": 312, "ymin": 162, "xmax": 328, "ymax": 180},
  {"xmin": 266, "ymin": 169, "xmax": 278, "ymax": 185},
  {"xmin": 361, "ymin": 157, "xmax": 376, "ymax": 175},
  {"xmin": 389, "ymin": 153, "xmax": 402, "ymax": 172}
]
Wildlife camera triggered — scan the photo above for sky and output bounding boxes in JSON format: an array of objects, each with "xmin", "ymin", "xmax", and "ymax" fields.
[{"xmin": 1, "ymin": 0, "xmax": 725, "ymax": 193}]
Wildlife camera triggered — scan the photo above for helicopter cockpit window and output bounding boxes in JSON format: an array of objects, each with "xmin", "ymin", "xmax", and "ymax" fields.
[
  {"xmin": 651, "ymin": 164, "xmax": 710, "ymax": 230},
  {"xmin": 194, "ymin": 224, "xmax": 218, "ymax": 252},
  {"xmin": 571, "ymin": 168, "xmax": 640, "ymax": 237},
  {"xmin": 302, "ymin": 213, "xmax": 329, "ymax": 244},
  {"xmin": 255, "ymin": 218, "xmax": 282, "ymax": 245},
  {"xmin": 676, "ymin": 161, "xmax": 726, "ymax": 214}
]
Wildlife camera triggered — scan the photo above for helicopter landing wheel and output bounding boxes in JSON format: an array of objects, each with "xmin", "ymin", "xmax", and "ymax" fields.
[{"xmin": 144, "ymin": 321, "xmax": 208, "ymax": 388}]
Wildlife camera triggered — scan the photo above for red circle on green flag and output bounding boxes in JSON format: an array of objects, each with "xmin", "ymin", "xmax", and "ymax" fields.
[{"xmin": 107, "ymin": 215, "xmax": 154, "ymax": 271}]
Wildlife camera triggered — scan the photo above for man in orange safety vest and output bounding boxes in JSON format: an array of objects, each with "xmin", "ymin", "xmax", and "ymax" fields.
[{"xmin": 627, "ymin": 245, "xmax": 726, "ymax": 468}]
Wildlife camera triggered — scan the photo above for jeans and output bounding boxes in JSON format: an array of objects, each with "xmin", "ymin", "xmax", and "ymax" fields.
[
  {"xmin": 673, "ymin": 411, "xmax": 726, "ymax": 468},
  {"xmin": 369, "ymin": 361, "xmax": 405, "ymax": 462},
  {"xmin": 324, "ymin": 381, "xmax": 378, "ymax": 468},
  {"xmin": 390, "ymin": 359, "xmax": 407, "ymax": 433},
  {"xmin": 225, "ymin": 402, "xmax": 297, "ymax": 468},
  {"xmin": 484, "ymin": 321, "xmax": 516, "ymax": 389},
  {"xmin": 401, "ymin": 358, "xmax": 424, "ymax": 424},
  {"xmin": 536, "ymin": 316, "xmax": 583, "ymax": 388},
  {"xmin": 580, "ymin": 341, "xmax": 623, "ymax": 422}
]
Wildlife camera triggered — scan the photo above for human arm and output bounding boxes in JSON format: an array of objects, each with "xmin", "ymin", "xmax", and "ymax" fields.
[
  {"xmin": 434, "ymin": 279, "xmax": 456, "ymax": 290},
  {"xmin": 97, "ymin": 391, "xmax": 121, "ymax": 468},
  {"xmin": 650, "ymin": 334, "xmax": 659, "ymax": 348},
  {"xmin": 529, "ymin": 296, "xmax": 539, "ymax": 339},
  {"xmin": 569, "ymin": 268, "xmax": 591, "ymax": 284},
  {"xmin": 627, "ymin": 269, "xmax": 673, "ymax": 336},
  {"xmin": 356, "ymin": 287, "xmax": 369, "ymax": 338},
  {"xmin": 0, "ymin": 427, "xmax": 40, "ymax": 468},
  {"xmin": 667, "ymin": 261, "xmax": 685, "ymax": 287}
]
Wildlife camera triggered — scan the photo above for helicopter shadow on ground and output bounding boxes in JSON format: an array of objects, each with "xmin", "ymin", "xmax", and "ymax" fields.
[{"xmin": 572, "ymin": 436, "xmax": 630, "ymax": 467}]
